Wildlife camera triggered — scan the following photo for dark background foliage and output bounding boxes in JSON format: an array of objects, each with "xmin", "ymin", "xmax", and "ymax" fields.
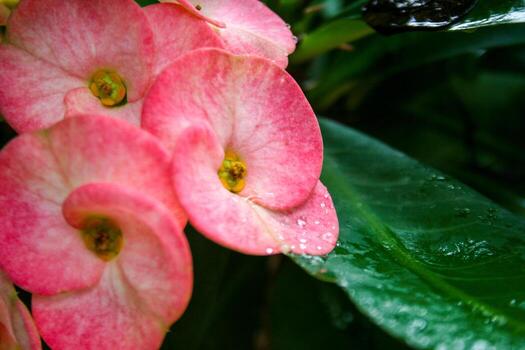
[{"xmin": 2, "ymin": 0, "xmax": 524, "ymax": 349}]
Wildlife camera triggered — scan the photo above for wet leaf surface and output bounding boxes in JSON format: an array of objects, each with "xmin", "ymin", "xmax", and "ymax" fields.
[
  {"xmin": 363, "ymin": 0, "xmax": 479, "ymax": 33},
  {"xmin": 291, "ymin": 118, "xmax": 525, "ymax": 349}
]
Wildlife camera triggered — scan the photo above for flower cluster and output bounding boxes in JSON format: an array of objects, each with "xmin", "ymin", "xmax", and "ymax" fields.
[{"xmin": 0, "ymin": 0, "xmax": 339, "ymax": 349}]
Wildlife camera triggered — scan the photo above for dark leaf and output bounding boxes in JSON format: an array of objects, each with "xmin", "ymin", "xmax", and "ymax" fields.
[{"xmin": 291, "ymin": 118, "xmax": 525, "ymax": 349}]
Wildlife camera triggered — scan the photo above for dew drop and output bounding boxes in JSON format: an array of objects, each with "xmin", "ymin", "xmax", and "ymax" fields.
[
  {"xmin": 299, "ymin": 238, "xmax": 307, "ymax": 243},
  {"xmin": 265, "ymin": 248, "xmax": 274, "ymax": 254},
  {"xmin": 320, "ymin": 202, "xmax": 326, "ymax": 208},
  {"xmin": 299, "ymin": 243, "xmax": 307, "ymax": 250},
  {"xmin": 314, "ymin": 220, "xmax": 320, "ymax": 225},
  {"xmin": 297, "ymin": 217, "xmax": 307, "ymax": 228},
  {"xmin": 322, "ymin": 232, "xmax": 334, "ymax": 242}
]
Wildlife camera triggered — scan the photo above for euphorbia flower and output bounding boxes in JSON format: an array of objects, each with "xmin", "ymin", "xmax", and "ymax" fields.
[
  {"xmin": 0, "ymin": 271, "xmax": 41, "ymax": 350},
  {"xmin": 160, "ymin": 0, "xmax": 296, "ymax": 68},
  {"xmin": 0, "ymin": 0, "xmax": 222, "ymax": 133},
  {"xmin": 0, "ymin": 115, "xmax": 192, "ymax": 349},
  {"xmin": 143, "ymin": 48, "xmax": 339, "ymax": 255}
]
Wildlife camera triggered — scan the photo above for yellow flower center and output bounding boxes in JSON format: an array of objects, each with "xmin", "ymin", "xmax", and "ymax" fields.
[
  {"xmin": 81, "ymin": 216, "xmax": 123, "ymax": 261},
  {"xmin": 89, "ymin": 70, "xmax": 127, "ymax": 107},
  {"xmin": 0, "ymin": 0, "xmax": 19, "ymax": 9},
  {"xmin": 218, "ymin": 150, "xmax": 247, "ymax": 193}
]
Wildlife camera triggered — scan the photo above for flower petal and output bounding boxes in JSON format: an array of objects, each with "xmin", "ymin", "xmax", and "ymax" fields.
[
  {"xmin": 143, "ymin": 48, "xmax": 322, "ymax": 211},
  {"xmin": 0, "ymin": 272, "xmax": 41, "ymax": 350},
  {"xmin": 171, "ymin": 124, "xmax": 279, "ymax": 254},
  {"xmin": 0, "ymin": 45, "xmax": 84, "ymax": 133},
  {"xmin": 35, "ymin": 183, "xmax": 192, "ymax": 350},
  {"xmin": 7, "ymin": 0, "xmax": 154, "ymax": 100},
  {"xmin": 168, "ymin": 0, "xmax": 296, "ymax": 67},
  {"xmin": 172, "ymin": 124, "xmax": 338, "ymax": 255},
  {"xmin": 64, "ymin": 88, "xmax": 143, "ymax": 126},
  {"xmin": 0, "ymin": 115, "xmax": 185, "ymax": 295},
  {"xmin": 144, "ymin": 3, "xmax": 224, "ymax": 75}
]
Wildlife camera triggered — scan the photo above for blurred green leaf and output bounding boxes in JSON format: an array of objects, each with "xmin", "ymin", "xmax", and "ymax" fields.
[
  {"xmin": 292, "ymin": 19, "xmax": 373, "ymax": 63},
  {"xmin": 292, "ymin": 118, "xmax": 525, "ymax": 349},
  {"xmin": 135, "ymin": 0, "xmax": 157, "ymax": 6},
  {"xmin": 307, "ymin": 23, "xmax": 525, "ymax": 108}
]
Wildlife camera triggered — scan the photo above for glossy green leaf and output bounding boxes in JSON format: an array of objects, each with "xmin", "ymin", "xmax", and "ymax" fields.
[
  {"xmin": 450, "ymin": 0, "xmax": 525, "ymax": 30},
  {"xmin": 291, "ymin": 119, "xmax": 525, "ymax": 349}
]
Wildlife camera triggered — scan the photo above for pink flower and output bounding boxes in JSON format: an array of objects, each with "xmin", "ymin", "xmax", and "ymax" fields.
[
  {"xmin": 143, "ymin": 48, "xmax": 339, "ymax": 255},
  {"xmin": 0, "ymin": 271, "xmax": 41, "ymax": 350},
  {"xmin": 0, "ymin": 115, "xmax": 192, "ymax": 349},
  {"xmin": 0, "ymin": 0, "xmax": 222, "ymax": 133},
  {"xmin": 160, "ymin": 0, "xmax": 297, "ymax": 68}
]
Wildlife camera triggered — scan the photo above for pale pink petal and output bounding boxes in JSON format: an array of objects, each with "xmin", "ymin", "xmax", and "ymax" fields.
[
  {"xmin": 171, "ymin": 125, "xmax": 338, "ymax": 255},
  {"xmin": 143, "ymin": 49, "xmax": 322, "ymax": 211},
  {"xmin": 255, "ymin": 182, "xmax": 339, "ymax": 255},
  {"xmin": 0, "ymin": 134, "xmax": 105, "ymax": 295},
  {"xmin": 0, "ymin": 46, "xmax": 84, "ymax": 133},
  {"xmin": 0, "ymin": 115, "xmax": 186, "ymax": 294},
  {"xmin": 166, "ymin": 0, "xmax": 296, "ymax": 67},
  {"xmin": 0, "ymin": 272, "xmax": 42, "ymax": 350},
  {"xmin": 172, "ymin": 124, "xmax": 279, "ymax": 254},
  {"xmin": 7, "ymin": 0, "xmax": 154, "ymax": 100},
  {"xmin": 62, "ymin": 183, "xmax": 192, "ymax": 322},
  {"xmin": 64, "ymin": 88, "xmax": 143, "ymax": 126},
  {"xmin": 35, "ymin": 183, "xmax": 192, "ymax": 350},
  {"xmin": 144, "ymin": 3, "xmax": 224, "ymax": 75}
]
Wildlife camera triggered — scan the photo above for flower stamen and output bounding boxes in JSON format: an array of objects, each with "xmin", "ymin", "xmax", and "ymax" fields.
[
  {"xmin": 81, "ymin": 216, "xmax": 123, "ymax": 261},
  {"xmin": 218, "ymin": 150, "xmax": 247, "ymax": 193},
  {"xmin": 89, "ymin": 70, "xmax": 127, "ymax": 107}
]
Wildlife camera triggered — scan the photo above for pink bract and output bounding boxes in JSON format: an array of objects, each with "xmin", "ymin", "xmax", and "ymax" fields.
[
  {"xmin": 143, "ymin": 49, "xmax": 339, "ymax": 255},
  {"xmin": 161, "ymin": 0, "xmax": 296, "ymax": 68},
  {"xmin": 0, "ymin": 116, "xmax": 192, "ymax": 349},
  {"xmin": 0, "ymin": 271, "xmax": 41, "ymax": 350},
  {"xmin": 0, "ymin": 0, "xmax": 221, "ymax": 133}
]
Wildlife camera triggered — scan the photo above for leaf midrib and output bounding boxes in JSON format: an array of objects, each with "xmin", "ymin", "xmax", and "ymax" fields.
[{"xmin": 322, "ymin": 154, "xmax": 525, "ymax": 333}]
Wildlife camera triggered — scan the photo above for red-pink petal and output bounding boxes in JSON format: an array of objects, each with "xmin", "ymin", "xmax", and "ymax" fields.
[
  {"xmin": 35, "ymin": 183, "xmax": 192, "ymax": 350},
  {"xmin": 0, "ymin": 115, "xmax": 186, "ymax": 295},
  {"xmin": 166, "ymin": 0, "xmax": 296, "ymax": 67},
  {"xmin": 0, "ymin": 46, "xmax": 84, "ymax": 133},
  {"xmin": 143, "ymin": 49, "xmax": 322, "ymax": 211},
  {"xmin": 7, "ymin": 0, "xmax": 154, "ymax": 100},
  {"xmin": 64, "ymin": 88, "xmax": 143, "ymax": 126},
  {"xmin": 0, "ymin": 272, "xmax": 42, "ymax": 350},
  {"xmin": 0, "ymin": 5, "xmax": 10, "ymax": 26},
  {"xmin": 172, "ymin": 124, "xmax": 338, "ymax": 255},
  {"xmin": 144, "ymin": 3, "xmax": 224, "ymax": 75}
]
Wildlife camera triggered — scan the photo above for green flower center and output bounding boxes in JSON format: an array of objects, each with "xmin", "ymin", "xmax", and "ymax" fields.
[
  {"xmin": 89, "ymin": 70, "xmax": 127, "ymax": 107},
  {"xmin": 81, "ymin": 216, "xmax": 123, "ymax": 261}
]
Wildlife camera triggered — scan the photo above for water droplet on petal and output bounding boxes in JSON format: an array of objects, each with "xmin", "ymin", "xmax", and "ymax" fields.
[
  {"xmin": 299, "ymin": 243, "xmax": 307, "ymax": 250},
  {"xmin": 322, "ymin": 232, "xmax": 334, "ymax": 242},
  {"xmin": 314, "ymin": 220, "xmax": 320, "ymax": 225},
  {"xmin": 297, "ymin": 217, "xmax": 307, "ymax": 228},
  {"xmin": 299, "ymin": 238, "xmax": 307, "ymax": 243},
  {"xmin": 266, "ymin": 248, "xmax": 274, "ymax": 254},
  {"xmin": 320, "ymin": 202, "xmax": 326, "ymax": 208}
]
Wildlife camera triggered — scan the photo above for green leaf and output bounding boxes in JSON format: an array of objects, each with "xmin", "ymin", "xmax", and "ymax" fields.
[
  {"xmin": 291, "ymin": 19, "xmax": 374, "ymax": 64},
  {"xmin": 451, "ymin": 0, "xmax": 525, "ymax": 30},
  {"xmin": 307, "ymin": 24, "xmax": 525, "ymax": 108},
  {"xmin": 291, "ymin": 118, "xmax": 525, "ymax": 349}
]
